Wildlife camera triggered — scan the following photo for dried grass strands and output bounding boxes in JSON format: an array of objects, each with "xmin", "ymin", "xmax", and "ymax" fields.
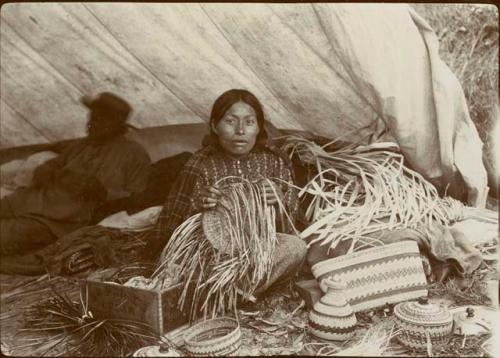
[
  {"xmin": 439, "ymin": 195, "xmax": 499, "ymax": 225},
  {"xmin": 303, "ymin": 321, "xmax": 405, "ymax": 356},
  {"xmin": 332, "ymin": 322, "xmax": 404, "ymax": 356},
  {"xmin": 20, "ymin": 286, "xmax": 157, "ymax": 357},
  {"xmin": 151, "ymin": 177, "xmax": 292, "ymax": 320},
  {"xmin": 279, "ymin": 135, "xmax": 453, "ymax": 252}
]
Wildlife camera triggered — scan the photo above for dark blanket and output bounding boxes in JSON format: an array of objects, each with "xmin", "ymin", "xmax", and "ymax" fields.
[
  {"xmin": 0, "ymin": 226, "xmax": 147, "ymax": 276},
  {"xmin": 91, "ymin": 152, "xmax": 192, "ymax": 223}
]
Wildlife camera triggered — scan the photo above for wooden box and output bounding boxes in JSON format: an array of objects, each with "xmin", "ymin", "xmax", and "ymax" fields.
[{"xmin": 81, "ymin": 279, "xmax": 191, "ymax": 335}]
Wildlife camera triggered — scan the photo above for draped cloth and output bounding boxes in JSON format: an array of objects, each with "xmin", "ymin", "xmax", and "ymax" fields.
[{"xmin": 306, "ymin": 222, "xmax": 483, "ymax": 282}]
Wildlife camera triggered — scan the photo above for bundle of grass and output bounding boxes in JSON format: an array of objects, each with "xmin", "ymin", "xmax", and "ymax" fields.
[
  {"xmin": 151, "ymin": 177, "xmax": 293, "ymax": 320},
  {"xmin": 279, "ymin": 135, "xmax": 465, "ymax": 253},
  {"xmin": 303, "ymin": 320, "xmax": 405, "ymax": 356},
  {"xmin": 428, "ymin": 275, "xmax": 492, "ymax": 307},
  {"xmin": 21, "ymin": 286, "xmax": 157, "ymax": 356}
]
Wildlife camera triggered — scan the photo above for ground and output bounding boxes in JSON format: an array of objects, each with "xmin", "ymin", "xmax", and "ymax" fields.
[
  {"xmin": 1, "ymin": 257, "xmax": 497, "ymax": 357},
  {"xmin": 1, "ymin": 4, "xmax": 498, "ymax": 357}
]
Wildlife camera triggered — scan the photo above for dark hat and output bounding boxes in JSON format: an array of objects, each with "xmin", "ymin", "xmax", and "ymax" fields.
[{"xmin": 80, "ymin": 92, "xmax": 132, "ymax": 119}]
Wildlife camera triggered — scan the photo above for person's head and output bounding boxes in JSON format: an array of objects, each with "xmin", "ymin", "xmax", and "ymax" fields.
[
  {"xmin": 81, "ymin": 92, "xmax": 131, "ymax": 143},
  {"xmin": 209, "ymin": 89, "xmax": 268, "ymax": 157}
]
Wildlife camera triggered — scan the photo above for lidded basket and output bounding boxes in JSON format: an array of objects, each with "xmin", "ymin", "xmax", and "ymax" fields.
[
  {"xmin": 133, "ymin": 343, "xmax": 181, "ymax": 357},
  {"xmin": 308, "ymin": 277, "xmax": 357, "ymax": 341},
  {"xmin": 394, "ymin": 297, "xmax": 452, "ymax": 350}
]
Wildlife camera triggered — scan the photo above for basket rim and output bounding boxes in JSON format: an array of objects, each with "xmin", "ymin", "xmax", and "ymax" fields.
[
  {"xmin": 184, "ymin": 317, "xmax": 240, "ymax": 347},
  {"xmin": 311, "ymin": 240, "xmax": 419, "ymax": 273}
]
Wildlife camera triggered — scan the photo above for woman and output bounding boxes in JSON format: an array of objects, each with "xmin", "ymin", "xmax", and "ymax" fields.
[{"xmin": 144, "ymin": 89, "xmax": 306, "ymax": 294}]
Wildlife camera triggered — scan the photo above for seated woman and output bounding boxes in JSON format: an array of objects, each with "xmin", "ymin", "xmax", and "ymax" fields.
[{"xmin": 143, "ymin": 89, "xmax": 307, "ymax": 296}]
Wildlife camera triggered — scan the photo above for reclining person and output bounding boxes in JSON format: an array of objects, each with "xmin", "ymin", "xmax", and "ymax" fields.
[{"xmin": 1, "ymin": 92, "xmax": 151, "ymax": 259}]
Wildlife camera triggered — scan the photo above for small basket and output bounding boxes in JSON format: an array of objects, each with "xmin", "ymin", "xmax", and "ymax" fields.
[
  {"xmin": 184, "ymin": 317, "xmax": 241, "ymax": 356},
  {"xmin": 133, "ymin": 345, "xmax": 181, "ymax": 357}
]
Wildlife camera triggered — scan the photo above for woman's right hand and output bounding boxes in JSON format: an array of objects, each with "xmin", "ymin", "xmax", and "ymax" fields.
[{"xmin": 200, "ymin": 185, "xmax": 222, "ymax": 210}]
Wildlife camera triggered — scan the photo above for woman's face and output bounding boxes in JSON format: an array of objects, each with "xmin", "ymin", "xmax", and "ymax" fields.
[{"xmin": 212, "ymin": 101, "xmax": 259, "ymax": 157}]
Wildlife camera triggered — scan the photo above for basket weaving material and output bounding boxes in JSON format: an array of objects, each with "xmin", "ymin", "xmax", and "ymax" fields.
[
  {"xmin": 184, "ymin": 317, "xmax": 241, "ymax": 356},
  {"xmin": 311, "ymin": 241, "xmax": 428, "ymax": 312},
  {"xmin": 202, "ymin": 209, "xmax": 232, "ymax": 254}
]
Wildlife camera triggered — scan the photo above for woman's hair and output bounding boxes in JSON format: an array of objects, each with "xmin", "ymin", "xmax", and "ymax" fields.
[
  {"xmin": 205, "ymin": 89, "xmax": 292, "ymax": 166},
  {"xmin": 208, "ymin": 89, "xmax": 268, "ymax": 148}
]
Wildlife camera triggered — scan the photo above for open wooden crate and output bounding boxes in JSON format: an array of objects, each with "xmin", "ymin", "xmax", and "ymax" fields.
[{"xmin": 81, "ymin": 279, "xmax": 192, "ymax": 335}]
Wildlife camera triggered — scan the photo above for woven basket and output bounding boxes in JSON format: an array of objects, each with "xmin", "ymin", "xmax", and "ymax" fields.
[
  {"xmin": 133, "ymin": 345, "xmax": 181, "ymax": 357},
  {"xmin": 311, "ymin": 241, "xmax": 428, "ymax": 312},
  {"xmin": 202, "ymin": 209, "xmax": 233, "ymax": 254},
  {"xmin": 184, "ymin": 317, "xmax": 241, "ymax": 356}
]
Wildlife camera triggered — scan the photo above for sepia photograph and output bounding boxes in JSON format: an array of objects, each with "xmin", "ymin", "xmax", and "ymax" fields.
[{"xmin": 0, "ymin": 2, "xmax": 498, "ymax": 357}]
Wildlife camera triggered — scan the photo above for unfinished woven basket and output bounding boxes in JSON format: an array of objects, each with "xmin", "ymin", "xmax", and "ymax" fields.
[
  {"xmin": 202, "ymin": 209, "xmax": 232, "ymax": 254},
  {"xmin": 184, "ymin": 317, "xmax": 241, "ymax": 356},
  {"xmin": 311, "ymin": 241, "xmax": 428, "ymax": 312}
]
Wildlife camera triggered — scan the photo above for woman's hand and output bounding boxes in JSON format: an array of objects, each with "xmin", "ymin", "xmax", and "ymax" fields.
[{"xmin": 201, "ymin": 185, "xmax": 223, "ymax": 210}]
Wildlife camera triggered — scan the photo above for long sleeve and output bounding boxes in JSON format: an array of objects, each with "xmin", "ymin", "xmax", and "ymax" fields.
[
  {"xmin": 143, "ymin": 152, "xmax": 205, "ymax": 258},
  {"xmin": 270, "ymin": 156, "xmax": 300, "ymax": 234},
  {"xmin": 122, "ymin": 145, "xmax": 151, "ymax": 194}
]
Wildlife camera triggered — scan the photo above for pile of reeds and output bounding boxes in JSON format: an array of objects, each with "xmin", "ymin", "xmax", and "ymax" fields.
[
  {"xmin": 151, "ymin": 177, "xmax": 291, "ymax": 320},
  {"xmin": 303, "ymin": 320, "xmax": 405, "ymax": 356},
  {"xmin": 279, "ymin": 135, "xmax": 464, "ymax": 253},
  {"xmin": 20, "ymin": 286, "xmax": 157, "ymax": 356}
]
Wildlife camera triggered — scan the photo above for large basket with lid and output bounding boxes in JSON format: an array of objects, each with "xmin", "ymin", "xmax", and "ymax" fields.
[
  {"xmin": 394, "ymin": 297, "xmax": 453, "ymax": 350},
  {"xmin": 311, "ymin": 241, "xmax": 428, "ymax": 312}
]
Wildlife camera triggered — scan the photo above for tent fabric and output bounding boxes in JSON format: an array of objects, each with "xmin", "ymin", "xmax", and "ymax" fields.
[{"xmin": 0, "ymin": 3, "xmax": 487, "ymax": 207}]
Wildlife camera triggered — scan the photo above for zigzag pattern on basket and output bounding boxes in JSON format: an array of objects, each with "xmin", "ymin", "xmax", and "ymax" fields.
[
  {"xmin": 398, "ymin": 327, "xmax": 452, "ymax": 340},
  {"xmin": 308, "ymin": 320, "xmax": 357, "ymax": 334},
  {"xmin": 310, "ymin": 309, "xmax": 355, "ymax": 321},
  {"xmin": 349, "ymin": 287, "xmax": 428, "ymax": 307},
  {"xmin": 309, "ymin": 311, "xmax": 356, "ymax": 328},
  {"xmin": 312, "ymin": 242, "xmax": 420, "ymax": 275},
  {"xmin": 318, "ymin": 256, "xmax": 423, "ymax": 282},
  {"xmin": 317, "ymin": 253, "xmax": 422, "ymax": 279},
  {"xmin": 397, "ymin": 332, "xmax": 450, "ymax": 349},
  {"xmin": 397, "ymin": 320, "xmax": 453, "ymax": 335},
  {"xmin": 184, "ymin": 318, "xmax": 241, "ymax": 356},
  {"xmin": 346, "ymin": 265, "xmax": 424, "ymax": 289},
  {"xmin": 190, "ymin": 341, "xmax": 241, "ymax": 356},
  {"xmin": 396, "ymin": 309, "xmax": 451, "ymax": 324},
  {"xmin": 322, "ymin": 259, "xmax": 426, "ymax": 298},
  {"xmin": 318, "ymin": 259, "xmax": 425, "ymax": 292}
]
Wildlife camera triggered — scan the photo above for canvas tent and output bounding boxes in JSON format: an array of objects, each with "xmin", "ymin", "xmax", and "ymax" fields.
[{"xmin": 0, "ymin": 3, "xmax": 488, "ymax": 207}]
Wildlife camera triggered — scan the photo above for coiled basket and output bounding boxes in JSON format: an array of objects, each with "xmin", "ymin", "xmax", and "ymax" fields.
[
  {"xmin": 184, "ymin": 317, "xmax": 241, "ymax": 356},
  {"xmin": 311, "ymin": 241, "xmax": 428, "ymax": 312}
]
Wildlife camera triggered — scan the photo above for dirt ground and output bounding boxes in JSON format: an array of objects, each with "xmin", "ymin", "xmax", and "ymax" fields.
[{"xmin": 1, "ymin": 267, "xmax": 497, "ymax": 357}]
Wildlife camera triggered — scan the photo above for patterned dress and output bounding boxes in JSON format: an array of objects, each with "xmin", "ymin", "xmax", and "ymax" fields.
[{"xmin": 148, "ymin": 144, "xmax": 300, "ymax": 255}]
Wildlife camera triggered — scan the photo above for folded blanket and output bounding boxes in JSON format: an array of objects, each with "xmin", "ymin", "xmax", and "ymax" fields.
[{"xmin": 0, "ymin": 226, "xmax": 147, "ymax": 276}]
